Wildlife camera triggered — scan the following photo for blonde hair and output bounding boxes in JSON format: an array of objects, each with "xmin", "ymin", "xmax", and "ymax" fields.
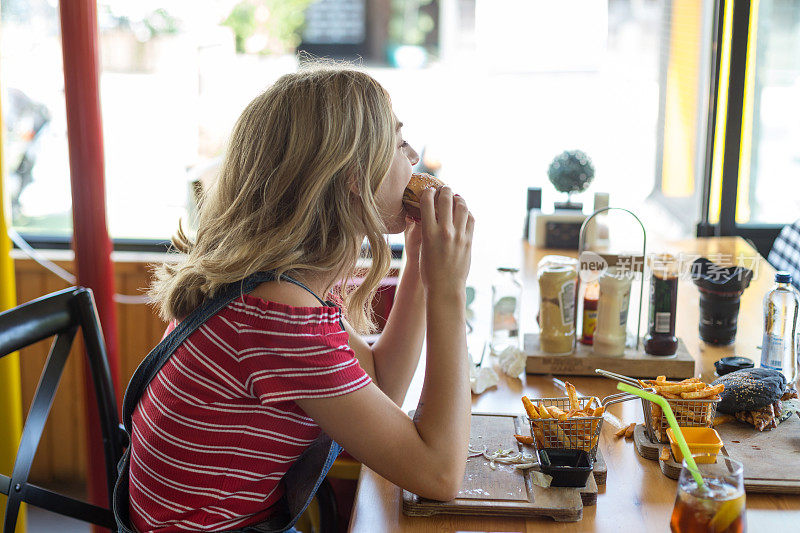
[{"xmin": 149, "ymin": 66, "xmax": 395, "ymax": 333}]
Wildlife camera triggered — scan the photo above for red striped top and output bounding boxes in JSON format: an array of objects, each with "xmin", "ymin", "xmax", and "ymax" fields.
[{"xmin": 128, "ymin": 294, "xmax": 371, "ymax": 532}]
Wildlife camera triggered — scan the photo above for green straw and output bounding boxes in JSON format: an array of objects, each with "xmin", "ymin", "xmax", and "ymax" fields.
[{"xmin": 617, "ymin": 383, "xmax": 705, "ymax": 488}]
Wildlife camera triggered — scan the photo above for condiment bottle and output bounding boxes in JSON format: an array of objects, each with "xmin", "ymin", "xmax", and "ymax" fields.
[
  {"xmin": 580, "ymin": 281, "xmax": 599, "ymax": 345},
  {"xmin": 760, "ymin": 271, "xmax": 799, "ymax": 383},
  {"xmin": 491, "ymin": 267, "xmax": 522, "ymax": 354},
  {"xmin": 644, "ymin": 253, "xmax": 679, "ymax": 356},
  {"xmin": 593, "ymin": 267, "xmax": 633, "ymax": 356},
  {"xmin": 537, "ymin": 255, "xmax": 578, "ymax": 354}
]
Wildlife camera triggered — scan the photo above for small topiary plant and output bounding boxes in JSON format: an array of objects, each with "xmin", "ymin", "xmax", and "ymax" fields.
[{"xmin": 547, "ymin": 150, "xmax": 595, "ymax": 208}]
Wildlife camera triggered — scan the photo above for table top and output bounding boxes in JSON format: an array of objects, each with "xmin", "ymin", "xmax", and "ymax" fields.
[{"xmin": 348, "ymin": 237, "xmax": 800, "ymax": 532}]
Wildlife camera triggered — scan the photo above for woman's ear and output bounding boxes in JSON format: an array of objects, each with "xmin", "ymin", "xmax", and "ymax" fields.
[
  {"xmin": 348, "ymin": 178, "xmax": 360, "ymax": 195},
  {"xmin": 347, "ymin": 167, "xmax": 361, "ymax": 196}
]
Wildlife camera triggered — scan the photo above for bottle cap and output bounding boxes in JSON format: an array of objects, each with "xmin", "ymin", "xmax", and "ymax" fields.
[
  {"xmin": 714, "ymin": 356, "xmax": 755, "ymax": 376},
  {"xmin": 776, "ymin": 271, "xmax": 792, "ymax": 284}
]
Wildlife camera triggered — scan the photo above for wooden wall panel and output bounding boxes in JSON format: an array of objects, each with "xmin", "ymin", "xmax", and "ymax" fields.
[{"xmin": 13, "ymin": 255, "xmax": 166, "ymax": 484}]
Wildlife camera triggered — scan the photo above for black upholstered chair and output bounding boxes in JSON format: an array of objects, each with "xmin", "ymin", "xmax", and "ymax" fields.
[
  {"xmin": 0, "ymin": 287, "xmax": 125, "ymax": 532},
  {"xmin": 768, "ymin": 219, "xmax": 800, "ymax": 290}
]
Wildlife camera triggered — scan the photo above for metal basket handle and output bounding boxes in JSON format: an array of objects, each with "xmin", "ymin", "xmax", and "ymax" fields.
[
  {"xmin": 601, "ymin": 391, "xmax": 646, "ymax": 407},
  {"xmin": 595, "ymin": 368, "xmax": 642, "ymax": 387}
]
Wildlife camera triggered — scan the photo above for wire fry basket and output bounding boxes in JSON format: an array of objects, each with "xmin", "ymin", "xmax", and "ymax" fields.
[
  {"xmin": 643, "ymin": 396, "xmax": 720, "ymax": 443},
  {"xmin": 526, "ymin": 396, "xmax": 603, "ymax": 460},
  {"xmin": 595, "ymin": 369, "xmax": 720, "ymax": 444}
]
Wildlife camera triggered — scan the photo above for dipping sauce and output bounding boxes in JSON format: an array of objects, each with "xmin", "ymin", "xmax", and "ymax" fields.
[{"xmin": 538, "ymin": 256, "xmax": 578, "ymax": 354}]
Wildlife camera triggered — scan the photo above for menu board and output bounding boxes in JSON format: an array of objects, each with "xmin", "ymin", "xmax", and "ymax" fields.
[{"xmin": 302, "ymin": 0, "xmax": 366, "ymax": 45}]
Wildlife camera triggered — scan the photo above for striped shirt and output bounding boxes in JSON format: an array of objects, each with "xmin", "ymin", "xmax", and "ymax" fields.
[{"xmin": 129, "ymin": 294, "xmax": 371, "ymax": 532}]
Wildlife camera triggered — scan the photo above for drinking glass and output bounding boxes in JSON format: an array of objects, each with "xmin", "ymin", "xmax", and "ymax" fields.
[{"xmin": 670, "ymin": 455, "xmax": 746, "ymax": 533}]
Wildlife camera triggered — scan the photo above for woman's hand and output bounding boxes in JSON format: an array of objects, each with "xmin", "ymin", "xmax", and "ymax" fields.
[
  {"xmin": 419, "ymin": 187, "xmax": 474, "ymax": 296},
  {"xmin": 403, "ymin": 216, "xmax": 422, "ymax": 271}
]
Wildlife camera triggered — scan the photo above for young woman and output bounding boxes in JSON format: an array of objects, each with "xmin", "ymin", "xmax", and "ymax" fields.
[{"xmin": 126, "ymin": 66, "xmax": 474, "ymax": 532}]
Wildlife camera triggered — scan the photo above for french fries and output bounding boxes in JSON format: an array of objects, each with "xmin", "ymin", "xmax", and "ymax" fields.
[
  {"xmin": 660, "ymin": 447, "xmax": 671, "ymax": 462},
  {"xmin": 566, "ymin": 382, "xmax": 579, "ymax": 411},
  {"xmin": 624, "ymin": 423, "xmax": 635, "ymax": 439},
  {"xmin": 712, "ymin": 414, "xmax": 735, "ymax": 427},
  {"xmin": 680, "ymin": 384, "xmax": 724, "ymax": 399},
  {"xmin": 514, "ymin": 434, "xmax": 535, "ymax": 446},
  {"xmin": 522, "ymin": 396, "xmax": 538, "ymax": 419},
  {"xmin": 532, "ymin": 429, "xmax": 545, "ymax": 447},
  {"xmin": 654, "ymin": 382, "xmax": 704, "ymax": 394},
  {"xmin": 651, "ymin": 403, "xmax": 663, "ymax": 440},
  {"xmin": 538, "ymin": 404, "xmax": 551, "ymax": 419},
  {"xmin": 522, "ymin": 395, "xmax": 548, "ymax": 447},
  {"xmin": 638, "ymin": 376, "xmax": 725, "ymax": 443},
  {"xmin": 520, "ymin": 384, "xmax": 603, "ymax": 453}
]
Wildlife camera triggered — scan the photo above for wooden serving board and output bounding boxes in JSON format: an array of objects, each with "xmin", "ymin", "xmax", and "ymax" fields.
[
  {"xmin": 634, "ymin": 415, "xmax": 800, "ymax": 493},
  {"xmin": 523, "ymin": 333, "xmax": 695, "ymax": 378},
  {"xmin": 402, "ymin": 413, "xmax": 604, "ymax": 522}
]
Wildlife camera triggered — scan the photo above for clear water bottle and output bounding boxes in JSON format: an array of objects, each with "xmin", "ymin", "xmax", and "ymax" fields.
[
  {"xmin": 491, "ymin": 267, "xmax": 522, "ymax": 353},
  {"xmin": 760, "ymin": 271, "xmax": 800, "ymax": 383}
]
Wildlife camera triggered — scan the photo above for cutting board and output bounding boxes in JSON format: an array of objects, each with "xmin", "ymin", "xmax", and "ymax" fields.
[
  {"xmin": 402, "ymin": 413, "xmax": 604, "ymax": 522},
  {"xmin": 523, "ymin": 333, "xmax": 695, "ymax": 379},
  {"xmin": 634, "ymin": 414, "xmax": 800, "ymax": 493}
]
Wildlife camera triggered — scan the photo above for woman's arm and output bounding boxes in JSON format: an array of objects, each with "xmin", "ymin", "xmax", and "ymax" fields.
[
  {"xmin": 297, "ymin": 187, "xmax": 473, "ymax": 501},
  {"xmin": 341, "ymin": 269, "xmax": 423, "ymax": 405},
  {"xmin": 368, "ymin": 226, "xmax": 426, "ymax": 404}
]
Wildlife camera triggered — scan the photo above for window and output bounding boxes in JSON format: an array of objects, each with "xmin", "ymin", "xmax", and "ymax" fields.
[
  {"xmin": 2, "ymin": 0, "xmax": 71, "ymax": 239},
  {"xmin": 738, "ymin": 0, "xmax": 800, "ymax": 226},
  {"xmin": 3, "ymin": 0, "xmax": 718, "ymax": 251},
  {"xmin": 701, "ymin": 0, "xmax": 800, "ymax": 256}
]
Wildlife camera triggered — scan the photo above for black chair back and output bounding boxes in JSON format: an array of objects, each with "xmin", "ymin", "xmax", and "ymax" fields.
[{"xmin": 0, "ymin": 287, "xmax": 125, "ymax": 532}]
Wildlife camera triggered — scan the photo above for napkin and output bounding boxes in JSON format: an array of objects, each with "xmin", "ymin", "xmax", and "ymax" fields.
[
  {"xmin": 470, "ymin": 365, "xmax": 500, "ymax": 394},
  {"xmin": 497, "ymin": 346, "xmax": 526, "ymax": 377}
]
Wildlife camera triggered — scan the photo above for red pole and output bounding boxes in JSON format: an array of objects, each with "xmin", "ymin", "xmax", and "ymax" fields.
[{"xmin": 59, "ymin": 0, "xmax": 120, "ymax": 521}]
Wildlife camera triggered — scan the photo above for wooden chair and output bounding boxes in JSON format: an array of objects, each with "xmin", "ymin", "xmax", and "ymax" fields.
[{"xmin": 0, "ymin": 287, "xmax": 124, "ymax": 532}]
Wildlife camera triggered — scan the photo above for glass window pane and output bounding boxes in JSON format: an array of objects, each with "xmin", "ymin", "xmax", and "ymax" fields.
[
  {"xmin": 741, "ymin": 0, "xmax": 800, "ymax": 225},
  {"xmin": 2, "ymin": 0, "xmax": 72, "ymax": 238}
]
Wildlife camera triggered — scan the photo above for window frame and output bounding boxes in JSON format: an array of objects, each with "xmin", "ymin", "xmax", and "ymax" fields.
[
  {"xmin": 697, "ymin": 0, "xmax": 785, "ymax": 258},
  {"xmin": 13, "ymin": 233, "xmax": 406, "ymax": 259}
]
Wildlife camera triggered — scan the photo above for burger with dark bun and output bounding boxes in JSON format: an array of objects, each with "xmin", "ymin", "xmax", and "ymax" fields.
[{"xmin": 713, "ymin": 367, "xmax": 799, "ymax": 431}]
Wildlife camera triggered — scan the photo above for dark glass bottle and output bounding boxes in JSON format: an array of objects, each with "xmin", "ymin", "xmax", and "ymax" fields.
[{"xmin": 644, "ymin": 255, "xmax": 679, "ymax": 356}]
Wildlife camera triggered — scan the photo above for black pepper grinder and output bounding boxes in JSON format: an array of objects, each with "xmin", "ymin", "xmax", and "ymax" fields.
[{"xmin": 523, "ymin": 187, "xmax": 542, "ymax": 240}]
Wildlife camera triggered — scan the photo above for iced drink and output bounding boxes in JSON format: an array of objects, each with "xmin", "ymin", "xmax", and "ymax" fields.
[{"xmin": 670, "ymin": 456, "xmax": 746, "ymax": 533}]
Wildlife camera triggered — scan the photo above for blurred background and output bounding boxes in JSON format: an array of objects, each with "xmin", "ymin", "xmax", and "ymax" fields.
[{"xmin": 2, "ymin": 0, "xmax": 799, "ymax": 256}]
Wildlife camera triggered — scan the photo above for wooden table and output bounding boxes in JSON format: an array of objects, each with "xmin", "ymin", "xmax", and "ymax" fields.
[{"xmin": 348, "ymin": 237, "xmax": 800, "ymax": 532}]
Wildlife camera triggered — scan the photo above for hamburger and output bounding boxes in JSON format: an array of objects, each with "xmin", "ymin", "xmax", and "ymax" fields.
[
  {"xmin": 403, "ymin": 172, "xmax": 445, "ymax": 221},
  {"xmin": 712, "ymin": 367, "xmax": 799, "ymax": 431}
]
